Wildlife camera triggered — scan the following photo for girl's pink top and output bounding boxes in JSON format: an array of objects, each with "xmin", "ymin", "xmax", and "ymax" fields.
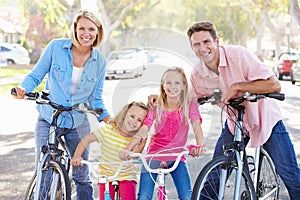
[{"xmin": 143, "ymin": 100, "xmax": 202, "ymax": 161}]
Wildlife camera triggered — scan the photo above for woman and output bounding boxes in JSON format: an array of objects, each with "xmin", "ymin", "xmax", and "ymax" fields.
[{"xmin": 12, "ymin": 9, "xmax": 110, "ymax": 199}]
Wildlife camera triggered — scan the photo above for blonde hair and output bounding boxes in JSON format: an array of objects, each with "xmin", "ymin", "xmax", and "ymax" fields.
[
  {"xmin": 110, "ymin": 101, "xmax": 148, "ymax": 130},
  {"xmin": 69, "ymin": 9, "xmax": 105, "ymax": 48},
  {"xmin": 156, "ymin": 67, "xmax": 190, "ymax": 123}
]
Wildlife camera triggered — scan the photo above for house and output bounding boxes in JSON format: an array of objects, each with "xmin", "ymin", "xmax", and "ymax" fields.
[
  {"xmin": 0, "ymin": 6, "xmax": 23, "ymax": 44},
  {"xmin": 0, "ymin": 18, "xmax": 21, "ymax": 44}
]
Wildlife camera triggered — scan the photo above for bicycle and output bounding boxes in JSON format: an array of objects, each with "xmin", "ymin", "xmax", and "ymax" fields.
[
  {"xmin": 11, "ymin": 89, "xmax": 102, "ymax": 200},
  {"xmin": 80, "ymin": 159, "xmax": 138, "ymax": 200},
  {"xmin": 191, "ymin": 92, "xmax": 284, "ymax": 200},
  {"xmin": 130, "ymin": 145, "xmax": 206, "ymax": 200}
]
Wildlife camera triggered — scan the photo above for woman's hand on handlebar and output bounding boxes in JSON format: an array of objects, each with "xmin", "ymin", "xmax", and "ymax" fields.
[{"xmin": 11, "ymin": 86, "xmax": 26, "ymax": 99}]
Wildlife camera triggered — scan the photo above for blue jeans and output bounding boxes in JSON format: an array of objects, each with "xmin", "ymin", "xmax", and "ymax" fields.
[
  {"xmin": 35, "ymin": 116, "xmax": 93, "ymax": 200},
  {"xmin": 213, "ymin": 120, "xmax": 300, "ymax": 200},
  {"xmin": 138, "ymin": 160, "xmax": 191, "ymax": 200}
]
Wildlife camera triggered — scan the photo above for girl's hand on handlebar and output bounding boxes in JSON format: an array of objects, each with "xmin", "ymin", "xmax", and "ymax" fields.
[
  {"xmin": 71, "ymin": 156, "xmax": 83, "ymax": 166},
  {"xmin": 11, "ymin": 86, "xmax": 26, "ymax": 99},
  {"xmin": 187, "ymin": 144, "xmax": 207, "ymax": 157},
  {"xmin": 118, "ymin": 150, "xmax": 131, "ymax": 161}
]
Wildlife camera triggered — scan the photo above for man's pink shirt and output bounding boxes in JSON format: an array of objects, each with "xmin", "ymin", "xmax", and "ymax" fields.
[{"xmin": 190, "ymin": 45, "xmax": 282, "ymax": 147}]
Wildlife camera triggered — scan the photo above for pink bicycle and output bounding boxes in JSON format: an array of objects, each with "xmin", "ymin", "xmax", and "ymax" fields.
[
  {"xmin": 129, "ymin": 144, "xmax": 206, "ymax": 200},
  {"xmin": 80, "ymin": 159, "xmax": 136, "ymax": 200}
]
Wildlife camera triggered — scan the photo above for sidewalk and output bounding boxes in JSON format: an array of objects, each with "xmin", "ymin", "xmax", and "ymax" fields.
[{"xmin": 0, "ymin": 75, "xmax": 26, "ymax": 85}]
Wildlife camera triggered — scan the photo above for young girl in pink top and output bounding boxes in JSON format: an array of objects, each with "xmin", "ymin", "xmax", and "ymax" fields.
[{"xmin": 120, "ymin": 67, "xmax": 206, "ymax": 200}]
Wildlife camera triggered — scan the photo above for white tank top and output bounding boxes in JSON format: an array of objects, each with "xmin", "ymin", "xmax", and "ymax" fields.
[{"xmin": 70, "ymin": 66, "xmax": 84, "ymax": 94}]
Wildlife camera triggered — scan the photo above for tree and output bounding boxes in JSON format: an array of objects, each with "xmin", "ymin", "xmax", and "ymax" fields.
[
  {"xmin": 96, "ymin": 0, "xmax": 161, "ymax": 55},
  {"xmin": 290, "ymin": 0, "xmax": 300, "ymax": 26},
  {"xmin": 1, "ymin": 0, "xmax": 298, "ymax": 61}
]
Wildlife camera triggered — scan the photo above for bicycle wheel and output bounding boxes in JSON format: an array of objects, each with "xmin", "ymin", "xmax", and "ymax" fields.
[
  {"xmin": 24, "ymin": 160, "xmax": 71, "ymax": 200},
  {"xmin": 256, "ymin": 149, "xmax": 280, "ymax": 199},
  {"xmin": 24, "ymin": 172, "xmax": 37, "ymax": 200},
  {"xmin": 192, "ymin": 156, "xmax": 256, "ymax": 200}
]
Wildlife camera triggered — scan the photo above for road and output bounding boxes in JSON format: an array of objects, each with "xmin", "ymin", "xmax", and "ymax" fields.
[{"xmin": 0, "ymin": 66, "xmax": 299, "ymax": 199}]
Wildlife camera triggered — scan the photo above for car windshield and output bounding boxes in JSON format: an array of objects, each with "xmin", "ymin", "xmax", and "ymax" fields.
[
  {"xmin": 279, "ymin": 53, "xmax": 298, "ymax": 62},
  {"xmin": 108, "ymin": 50, "xmax": 135, "ymax": 60}
]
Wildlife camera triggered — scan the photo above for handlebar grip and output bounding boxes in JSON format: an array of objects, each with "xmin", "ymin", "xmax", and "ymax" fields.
[
  {"xmin": 11, "ymin": 88, "xmax": 39, "ymax": 99},
  {"xmin": 11, "ymin": 88, "xmax": 17, "ymax": 95},
  {"xmin": 95, "ymin": 108, "xmax": 103, "ymax": 115},
  {"xmin": 197, "ymin": 96, "xmax": 209, "ymax": 105},
  {"xmin": 80, "ymin": 160, "xmax": 89, "ymax": 165},
  {"xmin": 266, "ymin": 93, "xmax": 285, "ymax": 101}
]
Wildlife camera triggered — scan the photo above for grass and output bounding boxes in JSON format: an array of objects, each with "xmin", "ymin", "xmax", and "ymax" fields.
[
  {"xmin": 0, "ymin": 67, "xmax": 45, "ymax": 94},
  {"xmin": 0, "ymin": 68, "xmax": 31, "ymax": 78}
]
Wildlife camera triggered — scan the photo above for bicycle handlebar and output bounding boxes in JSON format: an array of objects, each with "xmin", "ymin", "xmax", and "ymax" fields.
[
  {"xmin": 80, "ymin": 160, "xmax": 135, "ymax": 181},
  {"xmin": 129, "ymin": 144, "xmax": 206, "ymax": 174},
  {"xmin": 228, "ymin": 92, "xmax": 285, "ymax": 105},
  {"xmin": 197, "ymin": 89, "xmax": 222, "ymax": 105},
  {"xmin": 198, "ymin": 91, "xmax": 285, "ymax": 106},
  {"xmin": 11, "ymin": 88, "xmax": 103, "ymax": 116}
]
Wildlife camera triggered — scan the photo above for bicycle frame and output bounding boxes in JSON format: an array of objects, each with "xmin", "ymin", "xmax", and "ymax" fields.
[
  {"xmin": 34, "ymin": 127, "xmax": 71, "ymax": 200},
  {"xmin": 192, "ymin": 92, "xmax": 284, "ymax": 200},
  {"xmin": 81, "ymin": 160, "xmax": 133, "ymax": 200},
  {"xmin": 157, "ymin": 161, "xmax": 167, "ymax": 199},
  {"xmin": 131, "ymin": 151, "xmax": 188, "ymax": 200},
  {"xmin": 219, "ymin": 103, "xmax": 249, "ymax": 199},
  {"xmin": 130, "ymin": 145, "xmax": 205, "ymax": 200},
  {"xmin": 14, "ymin": 89, "xmax": 103, "ymax": 200}
]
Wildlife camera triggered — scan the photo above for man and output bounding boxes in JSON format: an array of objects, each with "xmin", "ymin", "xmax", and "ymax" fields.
[{"xmin": 186, "ymin": 21, "xmax": 300, "ymax": 199}]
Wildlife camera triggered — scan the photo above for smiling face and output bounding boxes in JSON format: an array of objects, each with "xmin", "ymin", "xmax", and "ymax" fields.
[
  {"xmin": 120, "ymin": 105, "xmax": 148, "ymax": 137},
  {"xmin": 190, "ymin": 30, "xmax": 219, "ymax": 65},
  {"xmin": 162, "ymin": 71, "xmax": 185, "ymax": 99},
  {"xmin": 75, "ymin": 17, "xmax": 98, "ymax": 47}
]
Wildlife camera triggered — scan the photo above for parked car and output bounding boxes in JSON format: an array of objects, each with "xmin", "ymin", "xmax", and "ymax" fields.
[
  {"xmin": 0, "ymin": 53, "xmax": 7, "ymax": 67},
  {"xmin": 0, "ymin": 43, "xmax": 30, "ymax": 65},
  {"xmin": 291, "ymin": 57, "xmax": 300, "ymax": 84},
  {"xmin": 120, "ymin": 46, "xmax": 148, "ymax": 67},
  {"xmin": 105, "ymin": 49, "xmax": 144, "ymax": 79},
  {"xmin": 274, "ymin": 52, "xmax": 298, "ymax": 80}
]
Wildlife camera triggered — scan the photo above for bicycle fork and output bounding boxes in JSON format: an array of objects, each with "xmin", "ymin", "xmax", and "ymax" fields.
[
  {"xmin": 157, "ymin": 173, "xmax": 167, "ymax": 200},
  {"xmin": 34, "ymin": 151, "xmax": 50, "ymax": 200},
  {"xmin": 98, "ymin": 178, "xmax": 121, "ymax": 200},
  {"xmin": 218, "ymin": 150, "xmax": 244, "ymax": 200}
]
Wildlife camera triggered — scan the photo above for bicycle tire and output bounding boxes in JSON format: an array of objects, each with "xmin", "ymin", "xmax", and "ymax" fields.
[
  {"xmin": 256, "ymin": 148, "xmax": 280, "ymax": 199},
  {"xmin": 192, "ymin": 156, "xmax": 256, "ymax": 200},
  {"xmin": 24, "ymin": 172, "xmax": 37, "ymax": 200},
  {"xmin": 24, "ymin": 160, "xmax": 71, "ymax": 200}
]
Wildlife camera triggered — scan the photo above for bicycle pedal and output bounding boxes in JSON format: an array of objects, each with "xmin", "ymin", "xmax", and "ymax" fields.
[
  {"xmin": 247, "ymin": 156, "xmax": 256, "ymax": 173},
  {"xmin": 247, "ymin": 155, "xmax": 255, "ymax": 165}
]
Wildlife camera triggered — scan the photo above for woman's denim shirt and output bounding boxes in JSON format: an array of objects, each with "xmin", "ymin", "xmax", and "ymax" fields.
[{"xmin": 20, "ymin": 38, "xmax": 110, "ymax": 128}]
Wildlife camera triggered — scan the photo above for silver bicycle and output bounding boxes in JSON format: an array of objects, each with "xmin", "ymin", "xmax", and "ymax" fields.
[
  {"xmin": 192, "ymin": 92, "xmax": 284, "ymax": 200},
  {"xmin": 11, "ymin": 89, "xmax": 102, "ymax": 200}
]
